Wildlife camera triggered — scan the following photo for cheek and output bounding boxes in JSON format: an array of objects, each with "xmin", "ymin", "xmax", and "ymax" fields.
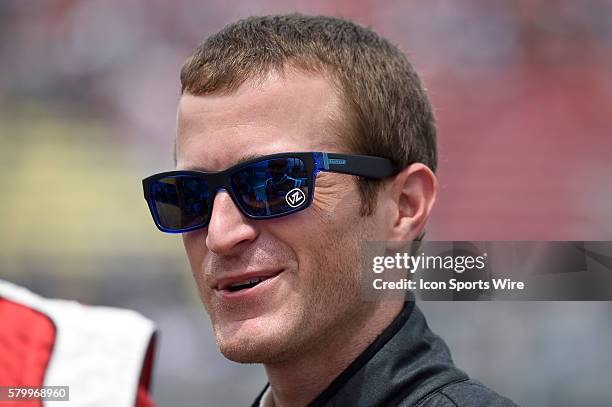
[
  {"xmin": 182, "ymin": 232, "xmax": 209, "ymax": 280},
  {"xmin": 182, "ymin": 232, "xmax": 220, "ymax": 310},
  {"xmin": 311, "ymin": 176, "xmax": 360, "ymax": 221},
  {"xmin": 274, "ymin": 189, "xmax": 367, "ymax": 273},
  {"xmin": 288, "ymin": 204, "xmax": 375, "ymax": 310}
]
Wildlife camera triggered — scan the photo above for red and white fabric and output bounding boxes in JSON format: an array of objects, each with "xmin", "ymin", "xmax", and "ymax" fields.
[{"xmin": 0, "ymin": 279, "xmax": 157, "ymax": 407}]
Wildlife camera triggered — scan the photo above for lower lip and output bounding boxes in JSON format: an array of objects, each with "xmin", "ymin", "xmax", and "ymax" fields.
[{"xmin": 215, "ymin": 271, "xmax": 283, "ymax": 301}]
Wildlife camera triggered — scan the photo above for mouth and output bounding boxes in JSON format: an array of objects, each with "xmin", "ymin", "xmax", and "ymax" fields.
[
  {"xmin": 215, "ymin": 270, "xmax": 284, "ymax": 294},
  {"xmin": 226, "ymin": 276, "xmax": 271, "ymax": 292}
]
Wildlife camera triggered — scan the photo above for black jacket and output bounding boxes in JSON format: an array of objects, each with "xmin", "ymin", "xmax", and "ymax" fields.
[{"xmin": 252, "ymin": 299, "xmax": 518, "ymax": 406}]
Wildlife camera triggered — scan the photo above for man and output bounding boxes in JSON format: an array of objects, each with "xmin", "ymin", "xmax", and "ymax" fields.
[{"xmin": 142, "ymin": 14, "xmax": 517, "ymax": 406}]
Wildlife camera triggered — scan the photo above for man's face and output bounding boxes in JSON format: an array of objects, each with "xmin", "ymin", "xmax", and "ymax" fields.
[{"xmin": 176, "ymin": 70, "xmax": 390, "ymax": 363}]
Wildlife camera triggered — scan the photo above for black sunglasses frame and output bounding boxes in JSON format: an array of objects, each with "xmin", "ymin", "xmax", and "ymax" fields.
[{"xmin": 142, "ymin": 152, "xmax": 395, "ymax": 233}]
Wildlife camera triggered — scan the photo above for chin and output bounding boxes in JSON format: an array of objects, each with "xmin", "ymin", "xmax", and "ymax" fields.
[
  {"xmin": 213, "ymin": 317, "xmax": 289, "ymax": 364},
  {"xmin": 216, "ymin": 332, "xmax": 285, "ymax": 364},
  {"xmin": 218, "ymin": 342, "xmax": 271, "ymax": 363}
]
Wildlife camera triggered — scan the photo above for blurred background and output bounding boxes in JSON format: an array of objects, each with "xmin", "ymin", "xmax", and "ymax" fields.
[{"xmin": 1, "ymin": 0, "xmax": 611, "ymax": 406}]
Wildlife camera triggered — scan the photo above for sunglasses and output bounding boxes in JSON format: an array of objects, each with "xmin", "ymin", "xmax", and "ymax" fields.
[{"xmin": 142, "ymin": 152, "xmax": 395, "ymax": 233}]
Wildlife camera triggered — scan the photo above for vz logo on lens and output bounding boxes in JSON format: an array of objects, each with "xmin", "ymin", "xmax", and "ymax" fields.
[{"xmin": 285, "ymin": 188, "xmax": 306, "ymax": 208}]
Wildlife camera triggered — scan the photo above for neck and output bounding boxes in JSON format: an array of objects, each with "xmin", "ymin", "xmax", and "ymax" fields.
[{"xmin": 263, "ymin": 300, "xmax": 404, "ymax": 407}]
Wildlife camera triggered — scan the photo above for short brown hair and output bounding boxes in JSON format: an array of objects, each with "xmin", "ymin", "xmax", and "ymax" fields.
[{"xmin": 180, "ymin": 14, "xmax": 437, "ymax": 216}]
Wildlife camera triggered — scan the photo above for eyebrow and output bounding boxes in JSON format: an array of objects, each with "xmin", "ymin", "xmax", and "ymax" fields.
[{"xmin": 181, "ymin": 153, "xmax": 265, "ymax": 172}]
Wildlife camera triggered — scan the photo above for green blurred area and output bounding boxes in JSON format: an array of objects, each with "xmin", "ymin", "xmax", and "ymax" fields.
[{"xmin": 0, "ymin": 105, "xmax": 184, "ymax": 269}]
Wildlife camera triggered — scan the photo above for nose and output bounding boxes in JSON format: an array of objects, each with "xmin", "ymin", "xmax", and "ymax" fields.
[{"xmin": 205, "ymin": 190, "xmax": 259, "ymax": 255}]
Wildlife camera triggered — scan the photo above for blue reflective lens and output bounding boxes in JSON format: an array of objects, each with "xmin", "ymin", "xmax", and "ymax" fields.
[
  {"xmin": 149, "ymin": 175, "xmax": 211, "ymax": 230},
  {"xmin": 230, "ymin": 157, "xmax": 309, "ymax": 217}
]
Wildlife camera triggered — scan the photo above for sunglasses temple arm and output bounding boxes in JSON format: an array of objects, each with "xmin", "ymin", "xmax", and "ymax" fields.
[{"xmin": 314, "ymin": 152, "xmax": 395, "ymax": 179}]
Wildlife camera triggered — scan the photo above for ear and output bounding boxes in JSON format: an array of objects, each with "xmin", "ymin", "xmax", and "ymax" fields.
[{"xmin": 385, "ymin": 163, "xmax": 437, "ymax": 247}]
